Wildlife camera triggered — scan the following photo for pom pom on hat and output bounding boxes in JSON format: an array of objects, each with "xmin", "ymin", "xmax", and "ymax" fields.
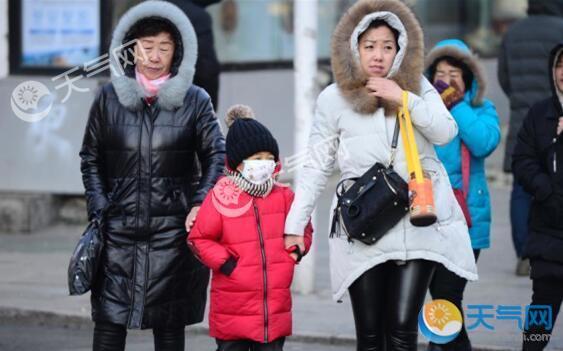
[
  {"xmin": 224, "ymin": 104, "xmax": 279, "ymax": 170},
  {"xmin": 225, "ymin": 104, "xmax": 255, "ymax": 128}
]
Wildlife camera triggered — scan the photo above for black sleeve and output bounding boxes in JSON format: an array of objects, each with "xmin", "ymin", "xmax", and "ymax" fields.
[
  {"xmin": 497, "ymin": 38, "xmax": 510, "ymax": 96},
  {"xmin": 191, "ymin": 93, "xmax": 226, "ymax": 207},
  {"xmin": 512, "ymin": 105, "xmax": 553, "ymax": 201},
  {"xmin": 79, "ymin": 89, "xmax": 109, "ymax": 220}
]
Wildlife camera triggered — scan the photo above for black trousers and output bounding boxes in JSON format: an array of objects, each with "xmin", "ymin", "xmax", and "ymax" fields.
[
  {"xmin": 522, "ymin": 278, "xmax": 563, "ymax": 351},
  {"xmin": 427, "ymin": 249, "xmax": 481, "ymax": 351},
  {"xmin": 348, "ymin": 259, "xmax": 437, "ymax": 351},
  {"xmin": 216, "ymin": 337, "xmax": 285, "ymax": 351},
  {"xmin": 92, "ymin": 322, "xmax": 185, "ymax": 351}
]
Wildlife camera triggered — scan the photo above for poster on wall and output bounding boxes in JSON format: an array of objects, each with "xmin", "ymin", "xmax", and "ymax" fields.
[{"xmin": 22, "ymin": 0, "xmax": 100, "ymax": 68}]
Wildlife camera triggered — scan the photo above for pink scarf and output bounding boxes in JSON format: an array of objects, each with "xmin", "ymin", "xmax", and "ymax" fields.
[{"xmin": 135, "ymin": 69, "xmax": 171, "ymax": 97}]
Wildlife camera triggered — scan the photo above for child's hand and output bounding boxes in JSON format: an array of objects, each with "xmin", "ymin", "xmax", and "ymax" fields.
[
  {"xmin": 289, "ymin": 252, "xmax": 299, "ymax": 262},
  {"xmin": 185, "ymin": 206, "xmax": 201, "ymax": 232},
  {"xmin": 284, "ymin": 234, "xmax": 305, "ymax": 253}
]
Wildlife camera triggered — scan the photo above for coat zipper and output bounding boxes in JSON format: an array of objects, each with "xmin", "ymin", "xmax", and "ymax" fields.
[
  {"xmin": 553, "ymin": 138, "xmax": 558, "ymax": 173},
  {"xmin": 135, "ymin": 111, "xmax": 143, "ymax": 234},
  {"xmin": 141, "ymin": 102, "xmax": 156, "ymax": 320},
  {"xmin": 253, "ymin": 201, "xmax": 269, "ymax": 343},
  {"xmin": 146, "ymin": 102, "xmax": 155, "ymax": 229},
  {"xmin": 129, "ymin": 106, "xmax": 144, "ymax": 326}
]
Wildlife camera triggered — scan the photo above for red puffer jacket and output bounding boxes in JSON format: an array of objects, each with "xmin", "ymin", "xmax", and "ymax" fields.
[{"xmin": 188, "ymin": 176, "xmax": 313, "ymax": 343}]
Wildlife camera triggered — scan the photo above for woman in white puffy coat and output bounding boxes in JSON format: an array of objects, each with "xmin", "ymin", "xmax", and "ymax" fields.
[{"xmin": 284, "ymin": 1, "xmax": 478, "ymax": 350}]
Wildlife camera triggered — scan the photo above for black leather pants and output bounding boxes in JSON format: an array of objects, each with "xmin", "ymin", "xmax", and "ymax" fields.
[
  {"xmin": 348, "ymin": 259, "xmax": 436, "ymax": 351},
  {"xmin": 93, "ymin": 322, "xmax": 185, "ymax": 351}
]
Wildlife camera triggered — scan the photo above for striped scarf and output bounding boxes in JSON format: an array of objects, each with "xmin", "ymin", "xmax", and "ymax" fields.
[{"xmin": 224, "ymin": 168, "xmax": 274, "ymax": 198}]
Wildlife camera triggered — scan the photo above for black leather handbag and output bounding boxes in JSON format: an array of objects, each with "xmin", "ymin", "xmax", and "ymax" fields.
[
  {"xmin": 68, "ymin": 218, "xmax": 105, "ymax": 295},
  {"xmin": 330, "ymin": 118, "xmax": 409, "ymax": 245},
  {"xmin": 68, "ymin": 179, "xmax": 126, "ymax": 295}
]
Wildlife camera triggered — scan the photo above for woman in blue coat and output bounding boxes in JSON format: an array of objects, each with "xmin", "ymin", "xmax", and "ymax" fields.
[{"xmin": 425, "ymin": 39, "xmax": 501, "ymax": 351}]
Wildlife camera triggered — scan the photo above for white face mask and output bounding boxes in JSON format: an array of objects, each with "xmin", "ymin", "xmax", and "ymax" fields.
[{"xmin": 241, "ymin": 160, "xmax": 276, "ymax": 185}]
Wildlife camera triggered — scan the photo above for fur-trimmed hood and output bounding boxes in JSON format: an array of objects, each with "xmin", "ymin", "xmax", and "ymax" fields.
[
  {"xmin": 425, "ymin": 39, "xmax": 486, "ymax": 106},
  {"xmin": 331, "ymin": 0, "xmax": 424, "ymax": 114},
  {"xmin": 109, "ymin": 0, "xmax": 198, "ymax": 111},
  {"xmin": 549, "ymin": 42, "xmax": 563, "ymax": 115}
]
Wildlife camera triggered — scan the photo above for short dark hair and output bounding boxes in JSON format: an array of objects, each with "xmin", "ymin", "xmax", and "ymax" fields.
[
  {"xmin": 121, "ymin": 17, "xmax": 183, "ymax": 76},
  {"xmin": 358, "ymin": 19, "xmax": 400, "ymax": 51},
  {"xmin": 428, "ymin": 56, "xmax": 474, "ymax": 90}
]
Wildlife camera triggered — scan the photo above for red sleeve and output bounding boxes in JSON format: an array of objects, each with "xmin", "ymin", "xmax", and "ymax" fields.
[
  {"xmin": 283, "ymin": 187, "xmax": 313, "ymax": 255},
  {"xmin": 187, "ymin": 190, "xmax": 233, "ymax": 271}
]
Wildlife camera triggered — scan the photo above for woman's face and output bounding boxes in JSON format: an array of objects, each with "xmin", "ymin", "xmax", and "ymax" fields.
[
  {"xmin": 134, "ymin": 31, "xmax": 175, "ymax": 80},
  {"xmin": 433, "ymin": 60, "xmax": 466, "ymax": 93},
  {"xmin": 358, "ymin": 26, "xmax": 398, "ymax": 78},
  {"xmin": 555, "ymin": 54, "xmax": 563, "ymax": 93}
]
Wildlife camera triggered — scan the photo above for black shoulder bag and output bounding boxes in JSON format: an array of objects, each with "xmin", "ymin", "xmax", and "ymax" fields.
[{"xmin": 330, "ymin": 117, "xmax": 409, "ymax": 245}]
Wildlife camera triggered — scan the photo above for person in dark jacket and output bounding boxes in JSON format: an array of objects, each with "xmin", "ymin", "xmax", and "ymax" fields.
[
  {"xmin": 166, "ymin": 0, "xmax": 221, "ymax": 109},
  {"xmin": 79, "ymin": 2, "xmax": 225, "ymax": 350},
  {"xmin": 512, "ymin": 42, "xmax": 563, "ymax": 351},
  {"xmin": 498, "ymin": 0, "xmax": 563, "ymax": 276}
]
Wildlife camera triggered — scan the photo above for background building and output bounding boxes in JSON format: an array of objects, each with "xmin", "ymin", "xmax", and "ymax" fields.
[{"xmin": 0, "ymin": 0, "xmax": 526, "ymax": 231}]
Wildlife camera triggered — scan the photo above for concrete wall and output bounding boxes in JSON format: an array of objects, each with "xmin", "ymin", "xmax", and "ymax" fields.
[
  {"xmin": 0, "ymin": 70, "xmax": 297, "ymax": 195},
  {"xmin": 0, "ymin": 0, "xmax": 8, "ymax": 78}
]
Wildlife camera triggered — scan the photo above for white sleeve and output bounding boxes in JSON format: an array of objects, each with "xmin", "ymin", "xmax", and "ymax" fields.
[
  {"xmin": 407, "ymin": 76, "xmax": 458, "ymax": 146},
  {"xmin": 284, "ymin": 90, "xmax": 339, "ymax": 235}
]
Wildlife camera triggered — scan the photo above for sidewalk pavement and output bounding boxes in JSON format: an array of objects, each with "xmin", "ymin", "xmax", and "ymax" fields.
[{"xmin": 0, "ymin": 183, "xmax": 562, "ymax": 350}]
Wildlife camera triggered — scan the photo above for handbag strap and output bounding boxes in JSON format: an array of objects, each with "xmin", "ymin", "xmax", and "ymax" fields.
[
  {"xmin": 388, "ymin": 115, "xmax": 401, "ymax": 168},
  {"xmin": 461, "ymin": 142, "xmax": 470, "ymax": 197},
  {"xmin": 398, "ymin": 91, "xmax": 424, "ymax": 183}
]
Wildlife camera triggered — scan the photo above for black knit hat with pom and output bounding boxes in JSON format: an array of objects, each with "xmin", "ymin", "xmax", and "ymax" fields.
[{"xmin": 225, "ymin": 104, "xmax": 280, "ymax": 170}]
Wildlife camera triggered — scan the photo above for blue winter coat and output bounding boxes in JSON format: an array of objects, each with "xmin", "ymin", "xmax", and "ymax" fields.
[{"xmin": 425, "ymin": 39, "xmax": 501, "ymax": 249}]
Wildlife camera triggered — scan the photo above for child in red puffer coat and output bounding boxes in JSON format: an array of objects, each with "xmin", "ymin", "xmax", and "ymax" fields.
[{"xmin": 188, "ymin": 104, "xmax": 313, "ymax": 351}]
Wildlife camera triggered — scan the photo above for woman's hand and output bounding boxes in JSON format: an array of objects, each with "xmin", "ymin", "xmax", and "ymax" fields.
[
  {"xmin": 185, "ymin": 206, "xmax": 201, "ymax": 232},
  {"xmin": 366, "ymin": 77, "xmax": 403, "ymax": 105}
]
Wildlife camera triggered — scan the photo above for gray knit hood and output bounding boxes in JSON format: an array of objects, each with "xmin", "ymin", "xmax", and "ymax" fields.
[{"xmin": 109, "ymin": 0, "xmax": 198, "ymax": 111}]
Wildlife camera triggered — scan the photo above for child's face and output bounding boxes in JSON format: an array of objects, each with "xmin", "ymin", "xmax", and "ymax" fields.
[{"xmin": 236, "ymin": 152, "xmax": 275, "ymax": 172}]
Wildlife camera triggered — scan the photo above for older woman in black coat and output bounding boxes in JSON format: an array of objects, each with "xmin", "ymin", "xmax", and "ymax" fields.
[{"xmin": 79, "ymin": 1, "xmax": 225, "ymax": 350}]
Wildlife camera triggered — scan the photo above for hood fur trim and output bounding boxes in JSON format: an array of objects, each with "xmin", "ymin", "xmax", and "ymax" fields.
[
  {"xmin": 109, "ymin": 0, "xmax": 197, "ymax": 111},
  {"xmin": 425, "ymin": 44, "xmax": 486, "ymax": 106},
  {"xmin": 551, "ymin": 45, "xmax": 563, "ymax": 114},
  {"xmin": 331, "ymin": 0, "xmax": 424, "ymax": 114}
]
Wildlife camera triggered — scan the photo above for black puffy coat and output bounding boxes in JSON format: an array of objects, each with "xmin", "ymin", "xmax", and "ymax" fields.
[
  {"xmin": 498, "ymin": 0, "xmax": 563, "ymax": 172},
  {"xmin": 512, "ymin": 42, "xmax": 563, "ymax": 280},
  {"xmin": 79, "ymin": 1, "xmax": 226, "ymax": 329}
]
